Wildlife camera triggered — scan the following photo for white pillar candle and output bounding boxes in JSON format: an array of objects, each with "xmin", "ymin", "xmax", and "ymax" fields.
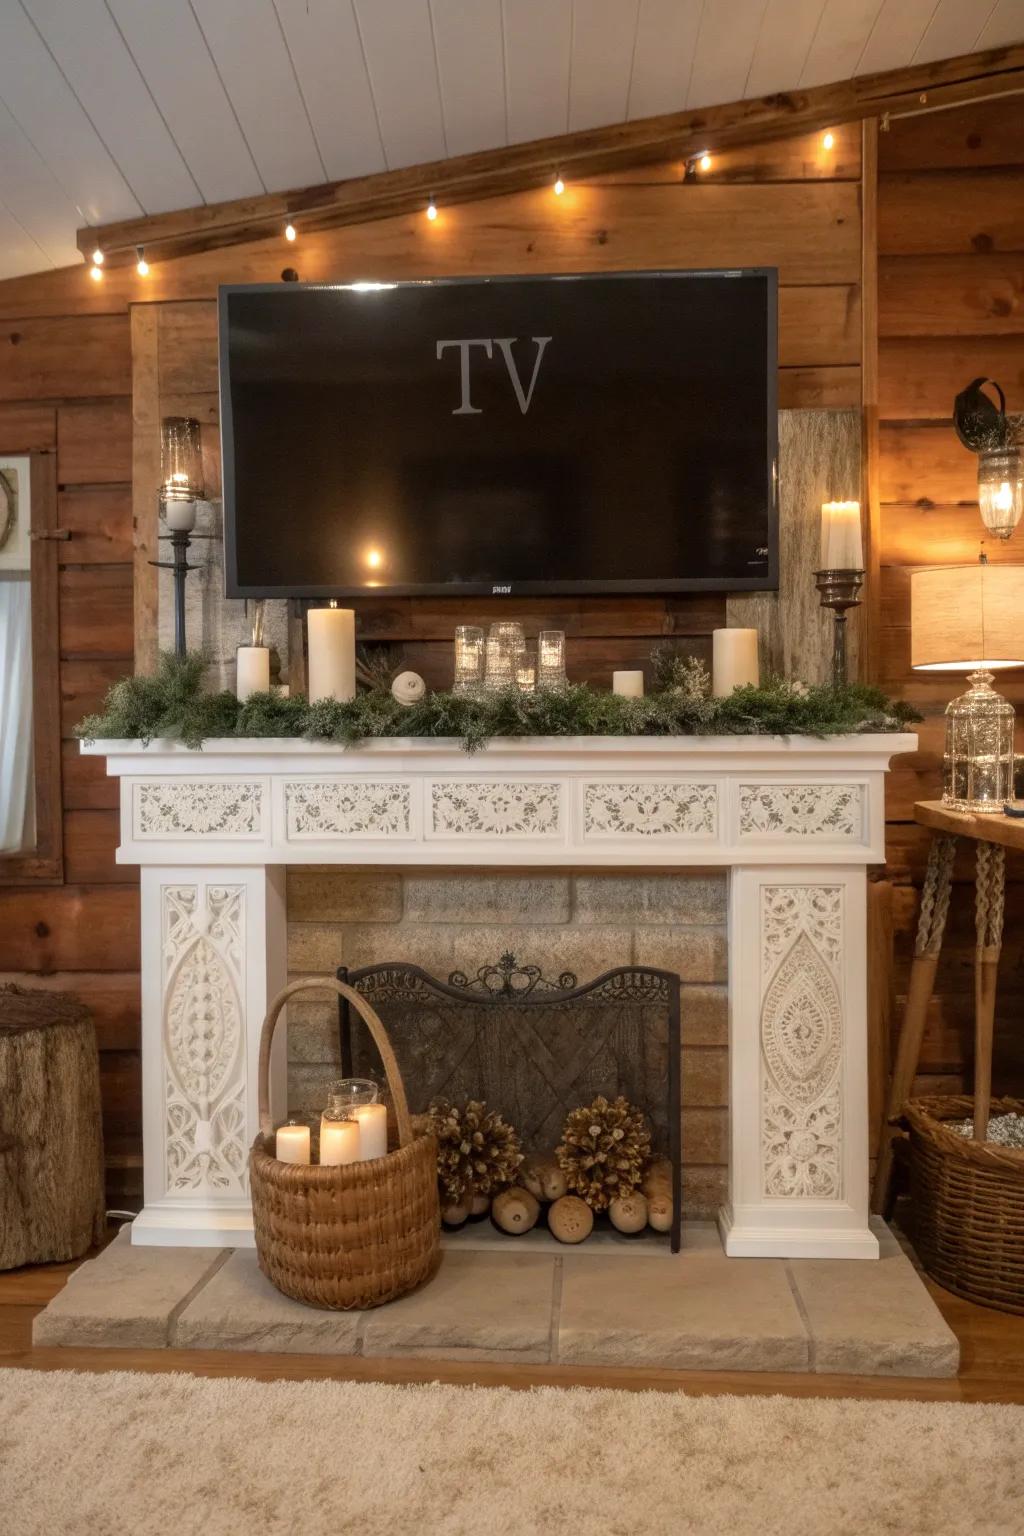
[
  {"xmin": 307, "ymin": 605, "xmax": 356, "ymax": 702},
  {"xmin": 275, "ymin": 1122, "xmax": 310, "ymax": 1164},
  {"xmin": 320, "ymin": 1118, "xmax": 360, "ymax": 1166},
  {"xmin": 820, "ymin": 501, "xmax": 863, "ymax": 570},
  {"xmin": 612, "ymin": 670, "xmax": 644, "ymax": 698},
  {"xmin": 236, "ymin": 645, "xmax": 270, "ymax": 702},
  {"xmin": 352, "ymin": 1101, "xmax": 388, "ymax": 1162},
  {"xmin": 712, "ymin": 629, "xmax": 760, "ymax": 697}
]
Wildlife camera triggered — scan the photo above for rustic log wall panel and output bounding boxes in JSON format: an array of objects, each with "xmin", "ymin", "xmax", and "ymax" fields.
[{"xmin": 877, "ymin": 96, "xmax": 1024, "ymax": 1106}]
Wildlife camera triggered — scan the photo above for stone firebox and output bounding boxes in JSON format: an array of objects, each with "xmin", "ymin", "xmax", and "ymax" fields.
[{"xmin": 84, "ymin": 730, "xmax": 915, "ymax": 1258}]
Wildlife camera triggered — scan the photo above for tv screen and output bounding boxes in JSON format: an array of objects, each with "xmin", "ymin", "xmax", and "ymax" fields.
[{"xmin": 220, "ymin": 270, "xmax": 778, "ymax": 598}]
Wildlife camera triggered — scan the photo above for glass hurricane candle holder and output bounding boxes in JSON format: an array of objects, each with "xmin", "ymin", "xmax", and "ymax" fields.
[
  {"xmin": 453, "ymin": 625, "xmax": 485, "ymax": 694},
  {"xmin": 516, "ymin": 651, "xmax": 537, "ymax": 693},
  {"xmin": 485, "ymin": 621, "xmax": 525, "ymax": 692},
  {"xmin": 537, "ymin": 630, "xmax": 567, "ymax": 689},
  {"xmin": 321, "ymin": 1077, "xmax": 378, "ymax": 1130},
  {"xmin": 943, "ymin": 671, "xmax": 1016, "ymax": 812}
]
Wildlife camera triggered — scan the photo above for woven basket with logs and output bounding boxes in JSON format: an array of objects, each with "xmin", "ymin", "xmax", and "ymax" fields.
[
  {"xmin": 904, "ymin": 1093, "xmax": 1024, "ymax": 1314},
  {"xmin": 250, "ymin": 976, "xmax": 441, "ymax": 1310}
]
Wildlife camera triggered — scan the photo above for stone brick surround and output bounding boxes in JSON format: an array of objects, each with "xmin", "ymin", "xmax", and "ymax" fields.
[{"xmin": 286, "ymin": 870, "xmax": 728, "ymax": 1215}]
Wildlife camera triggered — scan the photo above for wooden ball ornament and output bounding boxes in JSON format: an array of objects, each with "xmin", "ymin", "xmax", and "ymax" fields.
[
  {"xmin": 442, "ymin": 1201, "xmax": 470, "ymax": 1227},
  {"xmin": 391, "ymin": 670, "xmax": 426, "ymax": 706},
  {"xmin": 641, "ymin": 1157, "xmax": 673, "ymax": 1199},
  {"xmin": 521, "ymin": 1153, "xmax": 568, "ymax": 1203},
  {"xmin": 491, "ymin": 1186, "xmax": 540, "ymax": 1234},
  {"xmin": 548, "ymin": 1194, "xmax": 594, "ymax": 1245},
  {"xmin": 646, "ymin": 1191, "xmax": 673, "ymax": 1233},
  {"xmin": 609, "ymin": 1190, "xmax": 648, "ymax": 1234},
  {"xmin": 469, "ymin": 1191, "xmax": 491, "ymax": 1218}
]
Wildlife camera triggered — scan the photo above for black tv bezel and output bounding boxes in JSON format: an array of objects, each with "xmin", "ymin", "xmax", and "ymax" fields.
[{"xmin": 219, "ymin": 268, "xmax": 780, "ymax": 600}]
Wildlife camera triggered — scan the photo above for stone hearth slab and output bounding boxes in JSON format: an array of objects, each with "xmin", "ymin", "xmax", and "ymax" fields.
[
  {"xmin": 32, "ymin": 1226, "xmax": 226, "ymax": 1349},
  {"xmin": 788, "ymin": 1221, "xmax": 959, "ymax": 1377},
  {"xmin": 557, "ymin": 1236, "xmax": 810, "ymax": 1371},
  {"xmin": 171, "ymin": 1250, "xmax": 362, "ymax": 1354},
  {"xmin": 360, "ymin": 1249, "xmax": 557, "ymax": 1362}
]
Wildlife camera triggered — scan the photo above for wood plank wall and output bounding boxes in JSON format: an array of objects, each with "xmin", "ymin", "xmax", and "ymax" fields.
[
  {"xmin": 0, "ymin": 124, "xmax": 862, "ymax": 1205},
  {"xmin": 878, "ymin": 96, "xmax": 1024, "ymax": 1102}
]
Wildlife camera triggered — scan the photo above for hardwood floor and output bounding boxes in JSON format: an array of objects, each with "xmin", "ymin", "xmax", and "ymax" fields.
[{"xmin": 3, "ymin": 1231, "xmax": 1024, "ymax": 1402}]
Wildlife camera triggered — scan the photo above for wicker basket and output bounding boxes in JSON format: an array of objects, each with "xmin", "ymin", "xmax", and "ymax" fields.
[
  {"xmin": 904, "ymin": 1093, "xmax": 1024, "ymax": 1314},
  {"xmin": 250, "ymin": 975, "xmax": 441, "ymax": 1310}
]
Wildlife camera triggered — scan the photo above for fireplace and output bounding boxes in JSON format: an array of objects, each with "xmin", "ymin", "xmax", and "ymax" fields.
[
  {"xmin": 85, "ymin": 729, "xmax": 914, "ymax": 1257},
  {"xmin": 335, "ymin": 950, "xmax": 682, "ymax": 1248}
]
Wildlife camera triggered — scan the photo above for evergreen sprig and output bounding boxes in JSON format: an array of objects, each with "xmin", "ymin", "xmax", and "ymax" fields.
[{"xmin": 75, "ymin": 652, "xmax": 919, "ymax": 753}]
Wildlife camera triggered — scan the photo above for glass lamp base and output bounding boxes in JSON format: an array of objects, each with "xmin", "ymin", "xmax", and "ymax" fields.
[{"xmin": 942, "ymin": 670, "xmax": 1016, "ymax": 813}]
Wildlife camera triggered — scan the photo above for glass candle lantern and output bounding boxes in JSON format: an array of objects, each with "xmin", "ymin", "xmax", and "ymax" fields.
[
  {"xmin": 944, "ymin": 672, "xmax": 1015, "ymax": 811},
  {"xmin": 537, "ymin": 630, "xmax": 567, "ymax": 689},
  {"xmin": 978, "ymin": 447, "xmax": 1024, "ymax": 541},
  {"xmin": 515, "ymin": 651, "xmax": 537, "ymax": 693},
  {"xmin": 160, "ymin": 416, "xmax": 204, "ymax": 506},
  {"xmin": 321, "ymin": 1077, "xmax": 378, "ymax": 1129},
  {"xmin": 485, "ymin": 621, "xmax": 526, "ymax": 692},
  {"xmin": 453, "ymin": 625, "xmax": 485, "ymax": 693}
]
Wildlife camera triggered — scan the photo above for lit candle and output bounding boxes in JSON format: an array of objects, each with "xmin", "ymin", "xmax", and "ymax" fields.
[
  {"xmin": 275, "ymin": 1121, "xmax": 310, "ymax": 1164},
  {"xmin": 236, "ymin": 645, "xmax": 270, "ymax": 702},
  {"xmin": 307, "ymin": 604, "xmax": 356, "ymax": 702},
  {"xmin": 320, "ymin": 1118, "xmax": 360, "ymax": 1166},
  {"xmin": 712, "ymin": 629, "xmax": 759, "ymax": 697},
  {"xmin": 613, "ymin": 670, "xmax": 644, "ymax": 698},
  {"xmin": 352, "ymin": 1102, "xmax": 388, "ymax": 1162},
  {"xmin": 820, "ymin": 501, "xmax": 863, "ymax": 571}
]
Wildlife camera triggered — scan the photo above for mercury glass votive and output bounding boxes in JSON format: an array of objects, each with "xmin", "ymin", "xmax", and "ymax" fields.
[
  {"xmin": 453, "ymin": 625, "xmax": 485, "ymax": 693},
  {"xmin": 537, "ymin": 630, "xmax": 567, "ymax": 689},
  {"xmin": 485, "ymin": 621, "xmax": 526, "ymax": 692}
]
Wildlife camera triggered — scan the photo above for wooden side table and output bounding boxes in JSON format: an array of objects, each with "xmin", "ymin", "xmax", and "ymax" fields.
[{"xmin": 872, "ymin": 800, "xmax": 1017, "ymax": 1214}]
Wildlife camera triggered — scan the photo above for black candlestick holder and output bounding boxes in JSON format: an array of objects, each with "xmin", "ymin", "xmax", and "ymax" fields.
[
  {"xmin": 149, "ymin": 523, "xmax": 217, "ymax": 658},
  {"xmin": 814, "ymin": 567, "xmax": 864, "ymax": 689}
]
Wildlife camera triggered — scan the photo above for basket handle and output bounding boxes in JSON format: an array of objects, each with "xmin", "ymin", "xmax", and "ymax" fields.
[{"xmin": 257, "ymin": 975, "xmax": 414, "ymax": 1147}]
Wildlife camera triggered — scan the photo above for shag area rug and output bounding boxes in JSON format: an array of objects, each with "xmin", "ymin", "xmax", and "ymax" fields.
[{"xmin": 1, "ymin": 1367, "xmax": 1022, "ymax": 1536}]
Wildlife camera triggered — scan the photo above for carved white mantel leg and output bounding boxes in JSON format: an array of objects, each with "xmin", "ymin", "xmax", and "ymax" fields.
[
  {"xmin": 133, "ymin": 865, "xmax": 287, "ymax": 1246},
  {"xmin": 720, "ymin": 865, "xmax": 877, "ymax": 1259}
]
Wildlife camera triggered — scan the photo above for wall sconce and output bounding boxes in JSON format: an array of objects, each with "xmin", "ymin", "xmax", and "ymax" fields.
[
  {"xmin": 953, "ymin": 376, "xmax": 1024, "ymax": 541},
  {"xmin": 153, "ymin": 417, "xmax": 207, "ymax": 657}
]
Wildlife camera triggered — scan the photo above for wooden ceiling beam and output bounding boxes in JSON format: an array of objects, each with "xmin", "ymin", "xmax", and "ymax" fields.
[{"xmin": 79, "ymin": 43, "xmax": 1024, "ymax": 266}]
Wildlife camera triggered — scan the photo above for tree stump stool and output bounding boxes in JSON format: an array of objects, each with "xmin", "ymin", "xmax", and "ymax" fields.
[{"xmin": 0, "ymin": 984, "xmax": 105, "ymax": 1268}]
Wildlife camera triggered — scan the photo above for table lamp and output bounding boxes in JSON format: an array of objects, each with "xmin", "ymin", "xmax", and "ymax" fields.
[{"xmin": 911, "ymin": 563, "xmax": 1024, "ymax": 811}]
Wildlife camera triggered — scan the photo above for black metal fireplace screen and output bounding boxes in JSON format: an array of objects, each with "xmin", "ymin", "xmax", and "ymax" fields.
[{"xmin": 335, "ymin": 954, "xmax": 682, "ymax": 1250}]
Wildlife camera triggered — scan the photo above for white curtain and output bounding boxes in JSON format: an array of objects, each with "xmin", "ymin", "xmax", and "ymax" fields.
[{"xmin": 0, "ymin": 577, "xmax": 35, "ymax": 852}]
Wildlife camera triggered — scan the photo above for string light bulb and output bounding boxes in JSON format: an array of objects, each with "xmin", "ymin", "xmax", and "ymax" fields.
[
  {"xmin": 284, "ymin": 221, "xmax": 297, "ymax": 241},
  {"xmin": 822, "ymin": 130, "xmax": 835, "ymax": 150},
  {"xmin": 89, "ymin": 263, "xmax": 103, "ymax": 282},
  {"xmin": 135, "ymin": 246, "xmax": 149, "ymax": 276},
  {"xmin": 91, "ymin": 247, "xmax": 104, "ymax": 265},
  {"xmin": 698, "ymin": 151, "xmax": 712, "ymax": 172},
  {"xmin": 553, "ymin": 175, "xmax": 565, "ymax": 195},
  {"xmin": 426, "ymin": 200, "xmax": 438, "ymax": 221}
]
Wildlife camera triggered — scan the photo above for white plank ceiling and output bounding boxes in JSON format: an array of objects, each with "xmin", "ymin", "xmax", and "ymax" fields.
[{"xmin": 0, "ymin": 0, "xmax": 1020, "ymax": 280}]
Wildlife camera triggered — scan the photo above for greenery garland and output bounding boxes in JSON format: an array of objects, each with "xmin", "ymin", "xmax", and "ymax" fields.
[{"xmin": 74, "ymin": 650, "xmax": 919, "ymax": 753}]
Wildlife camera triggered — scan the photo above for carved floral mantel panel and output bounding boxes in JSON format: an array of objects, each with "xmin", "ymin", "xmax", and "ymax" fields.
[
  {"xmin": 759, "ymin": 885, "xmax": 843, "ymax": 1200},
  {"xmin": 162, "ymin": 883, "xmax": 248, "ymax": 1197},
  {"xmin": 285, "ymin": 780, "xmax": 412, "ymax": 839},
  {"xmin": 739, "ymin": 783, "xmax": 863, "ymax": 840},
  {"xmin": 134, "ymin": 779, "xmax": 264, "ymax": 838},
  {"xmin": 431, "ymin": 781, "xmax": 561, "ymax": 836},
  {"xmin": 584, "ymin": 781, "xmax": 718, "ymax": 838}
]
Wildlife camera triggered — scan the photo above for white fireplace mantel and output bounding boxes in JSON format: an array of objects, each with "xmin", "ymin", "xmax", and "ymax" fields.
[{"xmin": 85, "ymin": 732, "xmax": 915, "ymax": 1259}]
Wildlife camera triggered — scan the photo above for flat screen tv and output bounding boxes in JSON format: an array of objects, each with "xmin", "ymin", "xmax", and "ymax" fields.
[{"xmin": 220, "ymin": 270, "xmax": 778, "ymax": 598}]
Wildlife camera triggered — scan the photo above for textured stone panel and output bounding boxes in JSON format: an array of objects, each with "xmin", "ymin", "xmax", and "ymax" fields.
[
  {"xmin": 172, "ymin": 1249, "xmax": 362, "ymax": 1354},
  {"xmin": 288, "ymin": 922, "xmax": 634, "ymax": 982},
  {"xmin": 683, "ymin": 1048, "xmax": 729, "ymax": 1107},
  {"xmin": 683, "ymin": 1108, "xmax": 728, "ymax": 1164},
  {"xmin": 680, "ymin": 986, "xmax": 728, "ymax": 1047},
  {"xmin": 286, "ymin": 870, "xmax": 402, "ymax": 924},
  {"xmin": 633, "ymin": 927, "xmax": 728, "ymax": 983},
  {"xmin": 403, "ymin": 875, "xmax": 571, "ymax": 925},
  {"xmin": 681, "ymin": 1166, "xmax": 728, "ymax": 1216},
  {"xmin": 32, "ymin": 1226, "xmax": 226, "ymax": 1349},
  {"xmin": 557, "ymin": 1247, "xmax": 809, "ymax": 1370},
  {"xmin": 574, "ymin": 875, "xmax": 726, "ymax": 926}
]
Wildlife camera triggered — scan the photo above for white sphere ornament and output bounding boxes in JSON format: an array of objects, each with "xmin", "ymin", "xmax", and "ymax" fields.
[{"xmin": 391, "ymin": 670, "xmax": 426, "ymax": 706}]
